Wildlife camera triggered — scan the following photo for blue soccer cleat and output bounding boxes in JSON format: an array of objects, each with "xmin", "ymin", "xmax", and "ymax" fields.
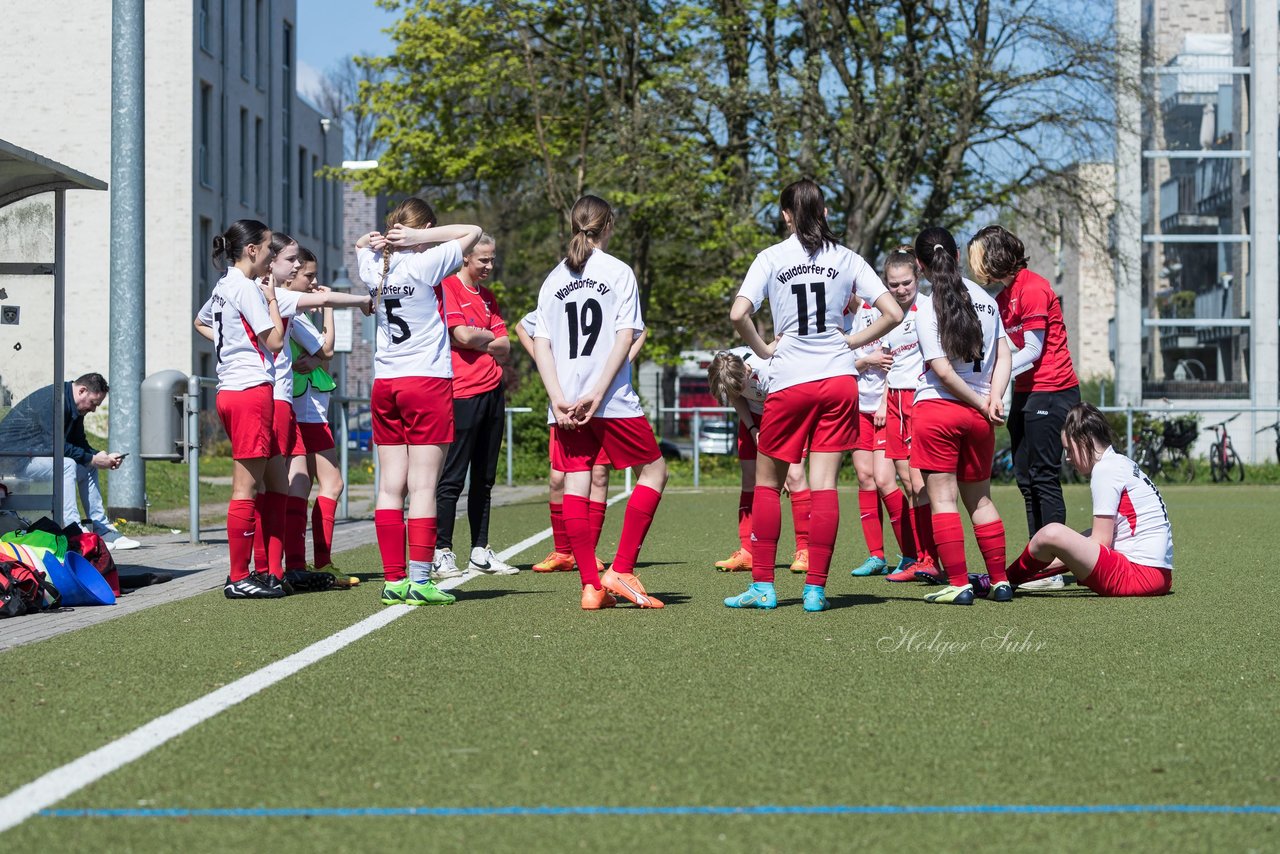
[
  {"xmin": 851, "ymin": 556, "xmax": 889, "ymax": 577},
  {"xmin": 802, "ymin": 584, "xmax": 830, "ymax": 612},
  {"xmin": 724, "ymin": 582, "xmax": 778, "ymax": 610},
  {"xmin": 990, "ymin": 581, "xmax": 1013, "ymax": 602}
]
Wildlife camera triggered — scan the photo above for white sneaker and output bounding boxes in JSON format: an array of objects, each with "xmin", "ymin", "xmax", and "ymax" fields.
[
  {"xmin": 470, "ymin": 546, "xmax": 518, "ymax": 575},
  {"xmin": 101, "ymin": 529, "xmax": 141, "ymax": 551},
  {"xmin": 430, "ymin": 549, "xmax": 464, "ymax": 580},
  {"xmin": 1018, "ymin": 574, "xmax": 1065, "ymax": 591}
]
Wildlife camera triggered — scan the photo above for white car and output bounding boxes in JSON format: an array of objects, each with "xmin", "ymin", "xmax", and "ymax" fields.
[{"xmin": 697, "ymin": 420, "xmax": 736, "ymax": 455}]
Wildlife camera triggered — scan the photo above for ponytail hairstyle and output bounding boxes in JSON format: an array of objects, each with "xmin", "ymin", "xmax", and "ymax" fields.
[
  {"xmin": 779, "ymin": 179, "xmax": 839, "ymax": 256},
  {"xmin": 915, "ymin": 226, "xmax": 982, "ymax": 363},
  {"xmin": 882, "ymin": 244, "xmax": 918, "ymax": 281},
  {"xmin": 1061, "ymin": 402, "xmax": 1118, "ymax": 467},
  {"xmin": 379, "ymin": 197, "xmax": 437, "ymax": 301},
  {"xmin": 566, "ymin": 195, "xmax": 613, "ymax": 275},
  {"xmin": 707, "ymin": 351, "xmax": 749, "ymax": 404},
  {"xmin": 968, "ymin": 224, "xmax": 1028, "ymax": 284},
  {"xmin": 211, "ymin": 219, "xmax": 270, "ymax": 269}
]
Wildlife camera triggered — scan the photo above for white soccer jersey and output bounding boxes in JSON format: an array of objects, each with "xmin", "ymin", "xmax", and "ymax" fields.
[
  {"xmin": 852, "ymin": 302, "xmax": 887, "ymax": 411},
  {"xmin": 737, "ymin": 234, "xmax": 888, "ymax": 393},
  {"xmin": 726, "ymin": 345, "xmax": 770, "ymax": 415},
  {"xmin": 197, "ymin": 267, "xmax": 276, "ymax": 392},
  {"xmin": 290, "ymin": 312, "xmax": 330, "ymax": 424},
  {"xmin": 357, "ymin": 242, "xmax": 463, "ymax": 380},
  {"xmin": 883, "ymin": 296, "xmax": 925, "ymax": 390},
  {"xmin": 533, "ymin": 250, "xmax": 645, "ymax": 419},
  {"xmin": 1090, "ymin": 447, "xmax": 1174, "ymax": 569},
  {"xmin": 915, "ymin": 278, "xmax": 1007, "ymax": 404},
  {"xmin": 271, "ymin": 291, "xmax": 323, "ymax": 401}
]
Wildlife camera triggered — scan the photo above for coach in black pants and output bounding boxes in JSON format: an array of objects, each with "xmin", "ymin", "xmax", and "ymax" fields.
[{"xmin": 432, "ymin": 235, "xmax": 519, "ymax": 579}]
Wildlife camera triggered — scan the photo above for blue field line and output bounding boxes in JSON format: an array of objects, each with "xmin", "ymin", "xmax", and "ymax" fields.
[{"xmin": 40, "ymin": 804, "xmax": 1280, "ymax": 819}]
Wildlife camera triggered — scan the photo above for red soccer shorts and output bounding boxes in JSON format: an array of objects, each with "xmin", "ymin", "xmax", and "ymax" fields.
[
  {"xmin": 216, "ymin": 384, "xmax": 273, "ymax": 460},
  {"xmin": 1082, "ymin": 545, "xmax": 1173, "ymax": 597},
  {"xmin": 885, "ymin": 388, "xmax": 915, "ymax": 461},
  {"xmin": 371, "ymin": 376, "xmax": 454, "ymax": 446},
  {"xmin": 737, "ymin": 411, "xmax": 762, "ymax": 461},
  {"xmin": 910, "ymin": 398, "xmax": 995, "ymax": 482},
  {"xmin": 853, "ymin": 411, "xmax": 887, "ymax": 453},
  {"xmin": 757, "ymin": 375, "xmax": 858, "ymax": 464},
  {"xmin": 548, "ymin": 425, "xmax": 611, "ymax": 469},
  {"xmin": 271, "ymin": 399, "xmax": 298, "ymax": 458},
  {"xmin": 552, "ymin": 416, "xmax": 659, "ymax": 473},
  {"xmin": 298, "ymin": 421, "xmax": 336, "ymax": 454}
]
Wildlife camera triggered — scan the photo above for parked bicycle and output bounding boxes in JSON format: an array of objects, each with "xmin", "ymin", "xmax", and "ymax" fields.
[
  {"xmin": 1256, "ymin": 421, "xmax": 1280, "ymax": 463},
  {"xmin": 1206, "ymin": 414, "xmax": 1245, "ymax": 483},
  {"xmin": 1131, "ymin": 416, "xmax": 1197, "ymax": 483}
]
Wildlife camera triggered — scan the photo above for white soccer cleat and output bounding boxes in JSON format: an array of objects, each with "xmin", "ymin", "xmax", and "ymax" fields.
[
  {"xmin": 469, "ymin": 546, "xmax": 518, "ymax": 575},
  {"xmin": 430, "ymin": 549, "xmax": 465, "ymax": 580}
]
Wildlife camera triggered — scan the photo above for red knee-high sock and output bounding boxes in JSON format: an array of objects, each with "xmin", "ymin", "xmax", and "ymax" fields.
[
  {"xmin": 611, "ymin": 485, "xmax": 661, "ymax": 574},
  {"xmin": 253, "ymin": 493, "xmax": 268, "ymax": 572},
  {"xmin": 375, "ymin": 508, "xmax": 407, "ymax": 582},
  {"xmin": 1006, "ymin": 543, "xmax": 1055, "ymax": 586},
  {"xmin": 549, "ymin": 501, "xmax": 570, "ymax": 553},
  {"xmin": 263, "ymin": 491, "xmax": 287, "ymax": 579},
  {"xmin": 789, "ymin": 489, "xmax": 811, "ymax": 552},
  {"xmin": 563, "ymin": 494, "xmax": 600, "ymax": 588},
  {"xmin": 284, "ymin": 496, "xmax": 309, "ymax": 570},
  {"xmin": 883, "ymin": 489, "xmax": 915, "ymax": 557},
  {"xmin": 407, "ymin": 517, "xmax": 438, "ymax": 565},
  {"xmin": 312, "ymin": 496, "xmax": 337, "ymax": 567},
  {"xmin": 750, "ymin": 486, "xmax": 782, "ymax": 584},
  {"xmin": 227, "ymin": 499, "xmax": 257, "ymax": 582},
  {"xmin": 804, "ymin": 489, "xmax": 841, "ymax": 587},
  {"xmin": 857, "ymin": 489, "xmax": 884, "ymax": 558},
  {"xmin": 973, "ymin": 520, "xmax": 1008, "ymax": 584},
  {"xmin": 932, "ymin": 512, "xmax": 969, "ymax": 587},
  {"xmin": 913, "ymin": 502, "xmax": 937, "ymax": 562},
  {"xmin": 589, "ymin": 499, "xmax": 607, "ymax": 553},
  {"xmin": 737, "ymin": 490, "xmax": 753, "ymax": 552}
]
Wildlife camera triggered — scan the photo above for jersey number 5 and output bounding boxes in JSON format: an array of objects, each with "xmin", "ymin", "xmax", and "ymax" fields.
[
  {"xmin": 791, "ymin": 281, "xmax": 827, "ymax": 335},
  {"xmin": 564, "ymin": 298, "xmax": 602, "ymax": 359},
  {"xmin": 384, "ymin": 298, "xmax": 411, "ymax": 345}
]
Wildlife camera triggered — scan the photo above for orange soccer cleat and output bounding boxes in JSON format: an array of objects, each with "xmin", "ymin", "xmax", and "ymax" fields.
[
  {"xmin": 581, "ymin": 584, "xmax": 617, "ymax": 610},
  {"xmin": 601, "ymin": 568, "xmax": 665, "ymax": 609},
  {"xmin": 789, "ymin": 549, "xmax": 810, "ymax": 575},
  {"xmin": 714, "ymin": 548, "xmax": 753, "ymax": 572},
  {"xmin": 533, "ymin": 551, "xmax": 576, "ymax": 573}
]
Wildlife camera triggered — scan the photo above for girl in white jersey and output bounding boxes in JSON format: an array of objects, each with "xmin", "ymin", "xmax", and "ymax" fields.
[
  {"xmin": 706, "ymin": 349, "xmax": 812, "ymax": 573},
  {"xmin": 516, "ymin": 311, "xmax": 646, "ymax": 575},
  {"xmin": 284, "ymin": 247, "xmax": 358, "ymax": 589},
  {"xmin": 195, "ymin": 220, "xmax": 285, "ymax": 599},
  {"xmin": 533, "ymin": 195, "xmax": 668, "ymax": 610},
  {"xmin": 848, "ymin": 294, "xmax": 915, "ymax": 578},
  {"xmin": 909, "ymin": 227, "xmax": 1012, "ymax": 605},
  {"xmin": 726, "ymin": 179, "xmax": 903, "ymax": 613},
  {"xmin": 995, "ymin": 403, "xmax": 1173, "ymax": 597},
  {"xmin": 355, "ymin": 197, "xmax": 482, "ymax": 607},
  {"xmin": 877, "ymin": 247, "xmax": 939, "ymax": 583}
]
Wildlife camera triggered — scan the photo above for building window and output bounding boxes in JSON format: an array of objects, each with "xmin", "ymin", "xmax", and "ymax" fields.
[
  {"xmin": 255, "ymin": 0, "xmax": 266, "ymax": 88},
  {"xmin": 298, "ymin": 146, "xmax": 308, "ymax": 234},
  {"xmin": 199, "ymin": 0, "xmax": 211, "ymax": 54},
  {"xmin": 239, "ymin": 109, "xmax": 249, "ymax": 204},
  {"xmin": 239, "ymin": 0, "xmax": 249, "ymax": 79},
  {"xmin": 199, "ymin": 83, "xmax": 213, "ymax": 187},
  {"xmin": 312, "ymin": 155, "xmax": 320, "ymax": 243},
  {"xmin": 281, "ymin": 23, "xmax": 293, "ymax": 233},
  {"xmin": 254, "ymin": 117, "xmax": 264, "ymax": 212},
  {"xmin": 198, "ymin": 217, "xmax": 213, "ymax": 301}
]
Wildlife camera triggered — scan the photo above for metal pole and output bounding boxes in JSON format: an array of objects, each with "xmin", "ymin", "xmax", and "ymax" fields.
[
  {"xmin": 107, "ymin": 0, "xmax": 146, "ymax": 521},
  {"xmin": 505, "ymin": 408, "xmax": 514, "ymax": 487},
  {"xmin": 187, "ymin": 375, "xmax": 201, "ymax": 544},
  {"xmin": 51, "ymin": 191, "xmax": 65, "ymax": 526},
  {"xmin": 692, "ymin": 409, "xmax": 701, "ymax": 488},
  {"xmin": 337, "ymin": 397, "xmax": 350, "ymax": 520},
  {"xmin": 1125, "ymin": 407, "xmax": 1134, "ymax": 459}
]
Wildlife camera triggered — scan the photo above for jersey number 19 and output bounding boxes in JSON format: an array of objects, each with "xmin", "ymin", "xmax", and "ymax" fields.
[{"xmin": 564, "ymin": 298, "xmax": 602, "ymax": 359}]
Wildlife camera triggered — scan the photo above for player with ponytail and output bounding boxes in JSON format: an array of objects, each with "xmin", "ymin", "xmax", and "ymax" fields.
[{"xmin": 908, "ymin": 227, "xmax": 1012, "ymax": 605}]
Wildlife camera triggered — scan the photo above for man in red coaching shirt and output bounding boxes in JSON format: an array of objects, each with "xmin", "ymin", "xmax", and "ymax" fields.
[{"xmin": 432, "ymin": 234, "xmax": 520, "ymax": 578}]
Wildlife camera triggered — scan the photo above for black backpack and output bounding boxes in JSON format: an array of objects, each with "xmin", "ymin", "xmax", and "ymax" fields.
[{"xmin": 0, "ymin": 558, "xmax": 59, "ymax": 617}]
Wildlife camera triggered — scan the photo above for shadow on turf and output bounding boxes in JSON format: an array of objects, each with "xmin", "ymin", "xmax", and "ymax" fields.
[{"xmin": 453, "ymin": 588, "xmax": 552, "ymax": 602}]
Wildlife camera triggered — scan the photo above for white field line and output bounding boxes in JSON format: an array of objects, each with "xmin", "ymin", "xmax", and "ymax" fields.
[{"xmin": 0, "ymin": 487, "xmax": 632, "ymax": 834}]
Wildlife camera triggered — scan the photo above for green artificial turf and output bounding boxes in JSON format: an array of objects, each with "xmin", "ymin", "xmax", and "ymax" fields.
[{"xmin": 2, "ymin": 485, "xmax": 1277, "ymax": 852}]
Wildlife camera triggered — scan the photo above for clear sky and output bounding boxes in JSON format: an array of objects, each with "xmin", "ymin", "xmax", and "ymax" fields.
[{"xmin": 294, "ymin": 0, "xmax": 398, "ymax": 101}]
